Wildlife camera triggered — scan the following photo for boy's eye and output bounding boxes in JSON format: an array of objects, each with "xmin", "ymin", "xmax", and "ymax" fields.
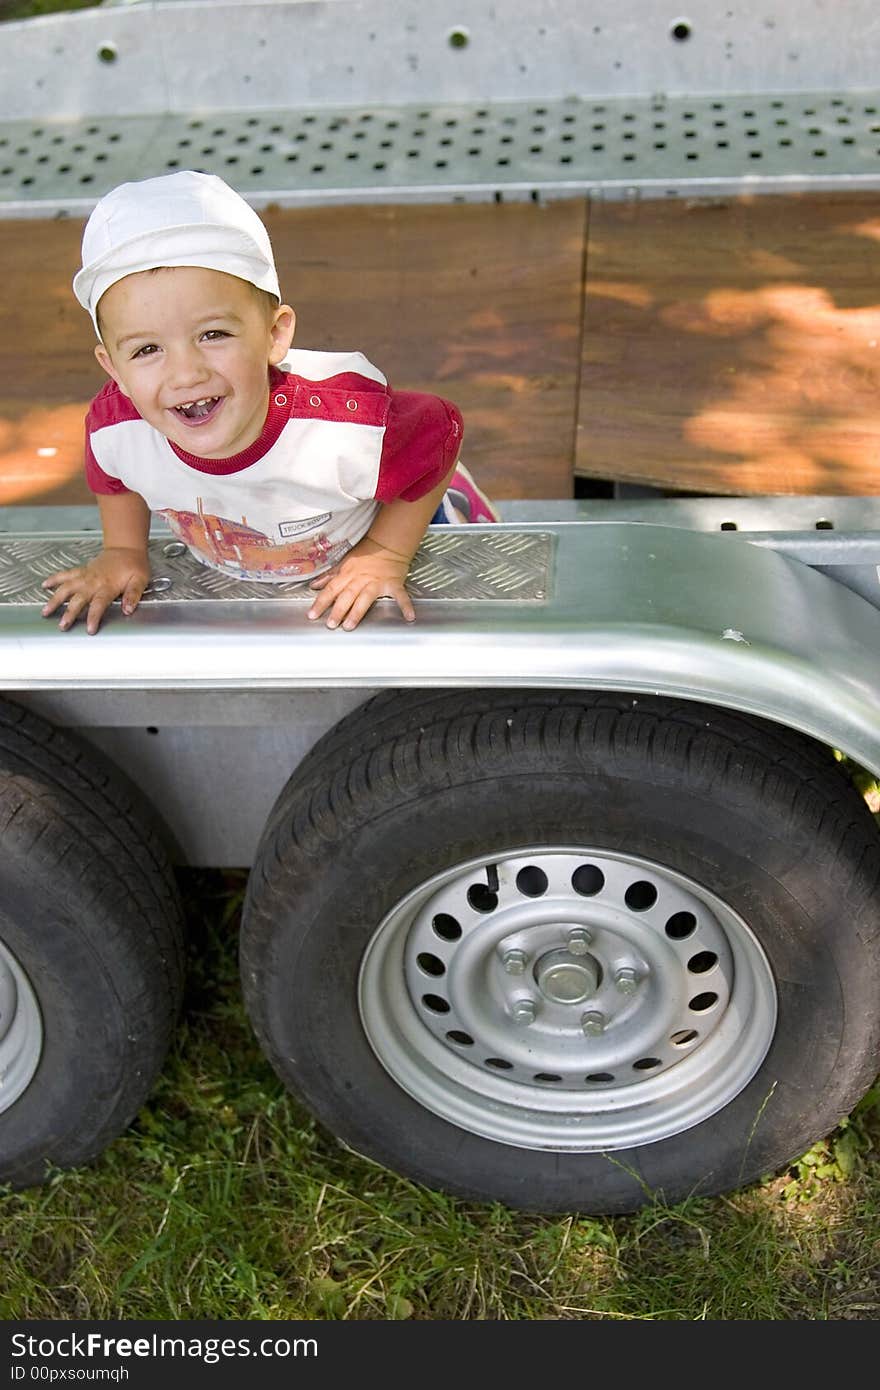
[
  {"xmin": 202, "ymin": 329, "xmax": 230, "ymax": 341},
  {"xmin": 132, "ymin": 343, "xmax": 159, "ymax": 359}
]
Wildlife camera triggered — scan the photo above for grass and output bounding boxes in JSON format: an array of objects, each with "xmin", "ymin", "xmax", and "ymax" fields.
[{"xmin": 4, "ymin": 841, "xmax": 880, "ymax": 1323}]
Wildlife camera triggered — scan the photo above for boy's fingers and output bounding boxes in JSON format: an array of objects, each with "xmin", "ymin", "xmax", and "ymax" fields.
[
  {"xmin": 58, "ymin": 592, "xmax": 88, "ymax": 630},
  {"xmin": 393, "ymin": 586, "xmax": 416, "ymax": 623},
  {"xmin": 308, "ymin": 572, "xmax": 415, "ymax": 628},
  {"xmin": 307, "ymin": 579, "xmax": 341, "ymax": 621},
  {"xmin": 41, "ymin": 567, "xmax": 81, "ymax": 590},
  {"xmin": 324, "ymin": 584, "xmax": 360, "ymax": 629},
  {"xmin": 341, "ymin": 585, "xmax": 414, "ymax": 630},
  {"xmin": 42, "ymin": 563, "xmax": 148, "ymax": 633},
  {"xmin": 41, "ymin": 587, "xmax": 68, "ymax": 617},
  {"xmin": 121, "ymin": 578, "xmax": 147, "ymax": 615},
  {"xmin": 86, "ymin": 594, "xmax": 111, "ymax": 636},
  {"xmin": 340, "ymin": 589, "xmax": 380, "ymax": 631}
]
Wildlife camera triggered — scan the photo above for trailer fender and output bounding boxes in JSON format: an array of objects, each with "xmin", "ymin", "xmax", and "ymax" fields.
[{"xmin": 1, "ymin": 523, "xmax": 876, "ymax": 782}]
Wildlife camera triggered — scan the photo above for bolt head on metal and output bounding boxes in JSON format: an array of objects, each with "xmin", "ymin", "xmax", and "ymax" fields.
[
  {"xmin": 581, "ymin": 1010, "xmax": 605, "ymax": 1037},
  {"xmin": 567, "ymin": 928, "xmax": 591, "ymax": 955},
  {"xmin": 512, "ymin": 999, "xmax": 537, "ymax": 1024},
  {"xmin": 615, "ymin": 967, "xmax": 639, "ymax": 996},
  {"xmin": 502, "ymin": 949, "xmax": 528, "ymax": 975}
]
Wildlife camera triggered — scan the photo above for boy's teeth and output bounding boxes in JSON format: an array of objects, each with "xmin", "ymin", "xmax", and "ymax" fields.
[{"xmin": 176, "ymin": 397, "xmax": 218, "ymax": 419}]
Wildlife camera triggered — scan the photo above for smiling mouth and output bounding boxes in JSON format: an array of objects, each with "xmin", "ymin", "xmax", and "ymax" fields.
[{"xmin": 173, "ymin": 396, "xmax": 222, "ymax": 422}]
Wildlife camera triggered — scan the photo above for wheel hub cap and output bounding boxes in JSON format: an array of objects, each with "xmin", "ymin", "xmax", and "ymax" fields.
[
  {"xmin": 535, "ymin": 949, "xmax": 600, "ymax": 1004},
  {"xmin": 0, "ymin": 933, "xmax": 43, "ymax": 1116},
  {"xmin": 359, "ymin": 848, "xmax": 777, "ymax": 1151}
]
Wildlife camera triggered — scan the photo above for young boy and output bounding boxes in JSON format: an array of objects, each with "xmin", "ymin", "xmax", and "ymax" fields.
[{"xmin": 42, "ymin": 170, "xmax": 498, "ymax": 635}]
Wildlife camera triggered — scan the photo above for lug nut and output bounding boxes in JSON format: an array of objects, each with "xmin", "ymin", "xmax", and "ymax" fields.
[
  {"xmin": 567, "ymin": 928, "xmax": 591, "ymax": 956},
  {"xmin": 581, "ymin": 1010, "xmax": 605, "ymax": 1037},
  {"xmin": 512, "ymin": 998, "xmax": 537, "ymax": 1024},
  {"xmin": 502, "ymin": 949, "xmax": 528, "ymax": 975},
  {"xmin": 615, "ymin": 967, "xmax": 639, "ymax": 996}
]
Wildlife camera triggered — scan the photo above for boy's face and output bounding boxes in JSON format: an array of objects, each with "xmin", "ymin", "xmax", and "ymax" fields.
[{"xmin": 94, "ymin": 266, "xmax": 295, "ymax": 459}]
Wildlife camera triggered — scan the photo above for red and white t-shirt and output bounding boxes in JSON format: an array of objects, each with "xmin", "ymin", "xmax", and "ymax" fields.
[{"xmin": 85, "ymin": 348, "xmax": 463, "ymax": 581}]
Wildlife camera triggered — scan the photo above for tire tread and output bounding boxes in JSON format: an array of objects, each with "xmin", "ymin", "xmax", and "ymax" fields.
[{"xmin": 0, "ymin": 697, "xmax": 186, "ymax": 1185}]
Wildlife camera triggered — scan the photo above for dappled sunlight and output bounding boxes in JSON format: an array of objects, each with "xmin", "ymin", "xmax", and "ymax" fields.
[
  {"xmin": 439, "ymin": 321, "xmax": 579, "ymax": 379},
  {"xmin": 579, "ymin": 195, "xmax": 880, "ymax": 493},
  {"xmin": 465, "ymin": 307, "xmax": 508, "ymax": 333},
  {"xmin": 848, "ymin": 218, "xmax": 880, "ymax": 244},
  {"xmin": 685, "ymin": 410, "xmax": 822, "ymax": 486},
  {"xmin": 664, "ymin": 283, "xmax": 880, "ymax": 343},
  {"xmin": 0, "ymin": 403, "xmax": 89, "ymax": 505},
  {"xmin": 743, "ymin": 248, "xmax": 803, "ymax": 277},
  {"xmin": 676, "ymin": 282, "xmax": 880, "ymax": 485},
  {"xmin": 588, "ymin": 279, "xmax": 656, "ymax": 309},
  {"xmin": 686, "ymin": 405, "xmax": 880, "ymax": 479},
  {"xmin": 465, "ymin": 371, "xmax": 538, "ymax": 395}
]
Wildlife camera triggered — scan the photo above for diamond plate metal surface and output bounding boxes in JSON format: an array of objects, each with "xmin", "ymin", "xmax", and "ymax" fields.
[{"xmin": 0, "ymin": 530, "xmax": 553, "ymax": 606}]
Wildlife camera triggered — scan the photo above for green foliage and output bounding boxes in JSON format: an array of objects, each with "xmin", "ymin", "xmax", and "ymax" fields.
[{"xmin": 0, "ymin": 0, "xmax": 101, "ymax": 21}]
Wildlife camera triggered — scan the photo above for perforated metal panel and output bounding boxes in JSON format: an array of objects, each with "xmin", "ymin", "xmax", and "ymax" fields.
[
  {"xmin": 4, "ymin": 88, "xmax": 880, "ymax": 214},
  {"xmin": 4, "ymin": 2, "xmax": 880, "ymax": 213}
]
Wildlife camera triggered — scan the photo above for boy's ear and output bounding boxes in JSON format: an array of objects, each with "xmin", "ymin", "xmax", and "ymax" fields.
[
  {"xmin": 268, "ymin": 304, "xmax": 296, "ymax": 365},
  {"xmin": 94, "ymin": 343, "xmax": 130, "ymax": 396}
]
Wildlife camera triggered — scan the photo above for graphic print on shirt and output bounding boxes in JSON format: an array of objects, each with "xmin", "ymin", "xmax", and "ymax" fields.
[{"xmin": 160, "ymin": 500, "xmax": 351, "ymax": 580}]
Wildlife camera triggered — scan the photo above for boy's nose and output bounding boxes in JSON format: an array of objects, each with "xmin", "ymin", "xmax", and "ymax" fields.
[{"xmin": 166, "ymin": 344, "xmax": 211, "ymax": 391}]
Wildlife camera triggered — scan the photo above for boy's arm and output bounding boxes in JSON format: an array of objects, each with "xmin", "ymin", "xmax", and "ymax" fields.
[
  {"xmin": 307, "ymin": 461, "xmax": 457, "ymax": 630},
  {"xmin": 42, "ymin": 491, "xmax": 152, "ymax": 635}
]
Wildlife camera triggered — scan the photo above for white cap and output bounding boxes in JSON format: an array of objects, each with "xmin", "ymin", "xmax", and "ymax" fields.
[{"xmin": 73, "ymin": 170, "xmax": 281, "ymax": 336}]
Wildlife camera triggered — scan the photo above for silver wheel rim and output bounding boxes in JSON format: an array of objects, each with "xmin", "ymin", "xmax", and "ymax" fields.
[
  {"xmin": 0, "ymin": 934, "xmax": 43, "ymax": 1114},
  {"xmin": 359, "ymin": 847, "xmax": 777, "ymax": 1151}
]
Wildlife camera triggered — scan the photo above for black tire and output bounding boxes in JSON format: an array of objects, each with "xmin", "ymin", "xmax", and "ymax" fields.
[
  {"xmin": 240, "ymin": 690, "xmax": 880, "ymax": 1214},
  {"xmin": 0, "ymin": 697, "xmax": 185, "ymax": 1188}
]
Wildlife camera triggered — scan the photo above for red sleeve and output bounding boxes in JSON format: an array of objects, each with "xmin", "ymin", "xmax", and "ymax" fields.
[
  {"xmin": 84, "ymin": 426, "xmax": 131, "ymax": 495},
  {"xmin": 83, "ymin": 383, "xmax": 133, "ymax": 496},
  {"xmin": 374, "ymin": 391, "xmax": 463, "ymax": 503}
]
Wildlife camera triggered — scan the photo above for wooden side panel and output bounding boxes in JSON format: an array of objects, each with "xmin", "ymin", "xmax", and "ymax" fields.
[
  {"xmin": 577, "ymin": 193, "xmax": 880, "ymax": 495},
  {"xmin": 8, "ymin": 191, "xmax": 879, "ymax": 506},
  {"xmin": 0, "ymin": 219, "xmax": 99, "ymax": 506}
]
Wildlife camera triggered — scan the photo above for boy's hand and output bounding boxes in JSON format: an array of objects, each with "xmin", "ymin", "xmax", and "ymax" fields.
[
  {"xmin": 41, "ymin": 547, "xmax": 152, "ymax": 635},
  {"xmin": 307, "ymin": 537, "xmax": 415, "ymax": 630}
]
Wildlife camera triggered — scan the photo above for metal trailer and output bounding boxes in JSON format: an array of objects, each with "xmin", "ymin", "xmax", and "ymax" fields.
[{"xmin": 1, "ymin": 1, "xmax": 879, "ymax": 1215}]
